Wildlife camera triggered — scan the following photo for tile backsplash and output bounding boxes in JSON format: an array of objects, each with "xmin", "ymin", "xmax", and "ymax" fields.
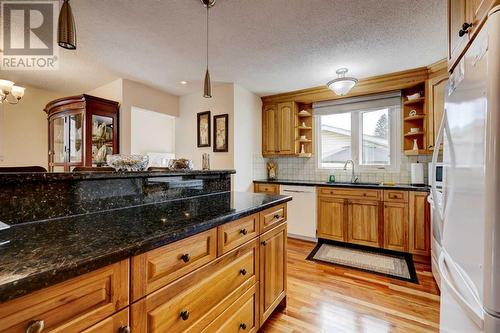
[{"xmin": 253, "ymin": 152, "xmax": 432, "ymax": 184}]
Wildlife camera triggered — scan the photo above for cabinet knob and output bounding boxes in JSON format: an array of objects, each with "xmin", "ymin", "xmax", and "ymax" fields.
[
  {"xmin": 459, "ymin": 22, "xmax": 472, "ymax": 37},
  {"xmin": 240, "ymin": 268, "xmax": 247, "ymax": 276},
  {"xmin": 261, "ymin": 241, "xmax": 267, "ymax": 246},
  {"xmin": 180, "ymin": 310, "xmax": 190, "ymax": 321},
  {"xmin": 239, "ymin": 228, "xmax": 248, "ymax": 235},
  {"xmin": 25, "ymin": 320, "xmax": 45, "ymax": 333},
  {"xmin": 240, "ymin": 323, "xmax": 247, "ymax": 330},
  {"xmin": 273, "ymin": 214, "xmax": 281, "ymax": 220},
  {"xmin": 180, "ymin": 253, "xmax": 190, "ymax": 263},
  {"xmin": 118, "ymin": 326, "xmax": 131, "ymax": 333}
]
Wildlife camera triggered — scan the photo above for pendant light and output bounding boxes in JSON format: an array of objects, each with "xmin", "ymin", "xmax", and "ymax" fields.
[
  {"xmin": 201, "ymin": 0, "xmax": 215, "ymax": 98},
  {"xmin": 326, "ymin": 68, "xmax": 358, "ymax": 96},
  {"xmin": 58, "ymin": 0, "xmax": 77, "ymax": 50}
]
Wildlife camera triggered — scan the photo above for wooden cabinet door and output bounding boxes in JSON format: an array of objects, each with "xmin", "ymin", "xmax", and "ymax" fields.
[
  {"xmin": 260, "ymin": 223, "xmax": 287, "ymax": 324},
  {"xmin": 262, "ymin": 104, "xmax": 278, "ymax": 156},
  {"xmin": 81, "ymin": 308, "xmax": 129, "ymax": 333},
  {"xmin": 448, "ymin": 0, "xmax": 469, "ymax": 69},
  {"xmin": 347, "ymin": 200, "xmax": 381, "ymax": 248},
  {"xmin": 409, "ymin": 192, "xmax": 431, "ymax": 256},
  {"xmin": 383, "ymin": 202, "xmax": 409, "ymax": 252},
  {"xmin": 317, "ymin": 196, "xmax": 346, "ymax": 242},
  {"xmin": 427, "ymin": 74, "xmax": 449, "ymax": 151},
  {"xmin": 276, "ymin": 102, "xmax": 296, "ymax": 155},
  {"xmin": 468, "ymin": 0, "xmax": 495, "ymax": 33}
]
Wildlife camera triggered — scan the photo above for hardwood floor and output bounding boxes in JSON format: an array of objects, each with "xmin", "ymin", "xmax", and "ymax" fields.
[{"xmin": 260, "ymin": 238, "xmax": 440, "ymax": 333}]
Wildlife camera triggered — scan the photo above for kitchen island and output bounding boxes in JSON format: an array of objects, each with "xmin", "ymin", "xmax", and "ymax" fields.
[{"xmin": 0, "ymin": 170, "xmax": 291, "ymax": 332}]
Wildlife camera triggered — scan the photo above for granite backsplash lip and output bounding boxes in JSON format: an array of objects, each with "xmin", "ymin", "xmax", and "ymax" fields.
[
  {"xmin": 0, "ymin": 191, "xmax": 291, "ymax": 304},
  {"xmin": 0, "ymin": 169, "xmax": 236, "ymax": 184},
  {"xmin": 254, "ymin": 179, "xmax": 430, "ymax": 192}
]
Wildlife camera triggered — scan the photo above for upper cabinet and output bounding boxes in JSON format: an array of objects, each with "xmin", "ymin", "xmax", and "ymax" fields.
[
  {"xmin": 448, "ymin": 0, "xmax": 498, "ymax": 71},
  {"xmin": 276, "ymin": 102, "xmax": 296, "ymax": 155},
  {"xmin": 45, "ymin": 95, "xmax": 120, "ymax": 172},
  {"xmin": 426, "ymin": 73, "xmax": 449, "ymax": 151}
]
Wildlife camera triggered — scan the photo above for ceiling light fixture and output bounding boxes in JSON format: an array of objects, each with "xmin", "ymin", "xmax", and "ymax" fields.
[
  {"xmin": 180, "ymin": 81, "xmax": 188, "ymax": 85},
  {"xmin": 58, "ymin": 0, "xmax": 77, "ymax": 50},
  {"xmin": 201, "ymin": 0, "xmax": 216, "ymax": 98},
  {"xmin": 326, "ymin": 68, "xmax": 358, "ymax": 96},
  {"xmin": 0, "ymin": 80, "xmax": 25, "ymax": 105}
]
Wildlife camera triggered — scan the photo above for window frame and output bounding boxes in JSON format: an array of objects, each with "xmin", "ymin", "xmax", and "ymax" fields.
[{"xmin": 316, "ymin": 105, "xmax": 401, "ymax": 172}]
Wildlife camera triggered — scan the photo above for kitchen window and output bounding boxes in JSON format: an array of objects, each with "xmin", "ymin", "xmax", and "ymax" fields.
[{"xmin": 314, "ymin": 91, "xmax": 401, "ymax": 170}]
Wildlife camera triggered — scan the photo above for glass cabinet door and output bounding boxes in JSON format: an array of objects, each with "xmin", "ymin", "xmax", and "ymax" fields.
[
  {"xmin": 68, "ymin": 113, "xmax": 84, "ymax": 164},
  {"xmin": 51, "ymin": 116, "xmax": 66, "ymax": 165},
  {"xmin": 91, "ymin": 115, "xmax": 114, "ymax": 166}
]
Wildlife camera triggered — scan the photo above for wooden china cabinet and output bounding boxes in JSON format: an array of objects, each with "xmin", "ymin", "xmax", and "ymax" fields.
[{"xmin": 44, "ymin": 95, "xmax": 119, "ymax": 172}]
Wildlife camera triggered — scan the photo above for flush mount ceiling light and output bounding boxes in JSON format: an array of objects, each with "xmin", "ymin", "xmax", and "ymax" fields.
[
  {"xmin": 0, "ymin": 79, "xmax": 25, "ymax": 105},
  {"xmin": 180, "ymin": 81, "xmax": 188, "ymax": 85},
  {"xmin": 326, "ymin": 68, "xmax": 358, "ymax": 96},
  {"xmin": 58, "ymin": 0, "xmax": 77, "ymax": 50},
  {"xmin": 201, "ymin": 0, "xmax": 216, "ymax": 98}
]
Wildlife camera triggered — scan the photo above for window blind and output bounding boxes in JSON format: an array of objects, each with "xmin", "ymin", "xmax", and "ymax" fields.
[{"xmin": 313, "ymin": 91, "xmax": 402, "ymax": 115}]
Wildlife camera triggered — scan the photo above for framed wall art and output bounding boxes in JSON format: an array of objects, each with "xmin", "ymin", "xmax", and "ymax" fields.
[
  {"xmin": 213, "ymin": 114, "xmax": 228, "ymax": 152},
  {"xmin": 197, "ymin": 111, "xmax": 211, "ymax": 147}
]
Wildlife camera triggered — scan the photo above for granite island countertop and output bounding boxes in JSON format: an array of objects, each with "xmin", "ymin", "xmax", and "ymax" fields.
[
  {"xmin": 0, "ymin": 191, "xmax": 291, "ymax": 303},
  {"xmin": 254, "ymin": 179, "xmax": 430, "ymax": 192}
]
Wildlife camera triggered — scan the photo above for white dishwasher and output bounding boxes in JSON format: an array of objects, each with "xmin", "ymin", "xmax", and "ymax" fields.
[{"xmin": 280, "ymin": 185, "xmax": 317, "ymax": 241}]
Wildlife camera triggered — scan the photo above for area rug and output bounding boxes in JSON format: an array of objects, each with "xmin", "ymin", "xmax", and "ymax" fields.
[{"xmin": 306, "ymin": 240, "xmax": 418, "ymax": 283}]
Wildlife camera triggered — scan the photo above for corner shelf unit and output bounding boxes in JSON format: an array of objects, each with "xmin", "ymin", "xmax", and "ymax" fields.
[
  {"xmin": 402, "ymin": 83, "xmax": 428, "ymax": 155},
  {"xmin": 296, "ymin": 103, "xmax": 314, "ymax": 158}
]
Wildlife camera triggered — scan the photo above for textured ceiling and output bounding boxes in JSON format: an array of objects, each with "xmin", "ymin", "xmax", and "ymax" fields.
[{"xmin": 6, "ymin": 0, "xmax": 447, "ymax": 96}]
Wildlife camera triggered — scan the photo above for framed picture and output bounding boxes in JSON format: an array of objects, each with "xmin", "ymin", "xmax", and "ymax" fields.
[
  {"xmin": 213, "ymin": 114, "xmax": 229, "ymax": 152},
  {"xmin": 197, "ymin": 111, "xmax": 211, "ymax": 147}
]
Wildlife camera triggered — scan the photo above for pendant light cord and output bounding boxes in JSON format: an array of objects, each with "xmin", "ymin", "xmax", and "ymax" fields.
[{"xmin": 206, "ymin": 4, "xmax": 209, "ymax": 70}]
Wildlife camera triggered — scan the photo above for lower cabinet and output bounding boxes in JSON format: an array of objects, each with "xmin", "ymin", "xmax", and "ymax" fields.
[
  {"xmin": 259, "ymin": 223, "xmax": 287, "ymax": 324},
  {"xmin": 317, "ymin": 187, "xmax": 429, "ymax": 257},
  {"xmin": 317, "ymin": 196, "xmax": 346, "ymax": 242},
  {"xmin": 347, "ymin": 199, "xmax": 381, "ymax": 248},
  {"xmin": 383, "ymin": 202, "xmax": 409, "ymax": 252}
]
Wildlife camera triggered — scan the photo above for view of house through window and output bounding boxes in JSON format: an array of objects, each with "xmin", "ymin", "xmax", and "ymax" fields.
[{"xmin": 318, "ymin": 103, "xmax": 399, "ymax": 170}]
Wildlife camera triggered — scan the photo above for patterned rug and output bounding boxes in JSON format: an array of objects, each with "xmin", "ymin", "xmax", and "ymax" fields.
[{"xmin": 307, "ymin": 240, "xmax": 418, "ymax": 283}]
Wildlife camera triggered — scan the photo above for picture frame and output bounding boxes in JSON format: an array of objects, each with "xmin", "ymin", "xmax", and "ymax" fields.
[
  {"xmin": 213, "ymin": 114, "xmax": 229, "ymax": 152},
  {"xmin": 197, "ymin": 111, "xmax": 211, "ymax": 147}
]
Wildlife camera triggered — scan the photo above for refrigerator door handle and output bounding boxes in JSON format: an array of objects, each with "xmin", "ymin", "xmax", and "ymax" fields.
[{"xmin": 439, "ymin": 251, "xmax": 485, "ymax": 329}]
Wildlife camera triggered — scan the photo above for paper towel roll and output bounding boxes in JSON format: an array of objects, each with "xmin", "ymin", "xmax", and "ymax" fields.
[{"xmin": 411, "ymin": 163, "xmax": 424, "ymax": 185}]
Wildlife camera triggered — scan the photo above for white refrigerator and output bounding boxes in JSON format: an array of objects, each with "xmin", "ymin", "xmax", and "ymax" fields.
[{"xmin": 432, "ymin": 5, "xmax": 500, "ymax": 332}]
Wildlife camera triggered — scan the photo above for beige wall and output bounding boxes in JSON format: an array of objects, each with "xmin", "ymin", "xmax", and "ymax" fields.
[
  {"xmin": 131, "ymin": 106, "xmax": 175, "ymax": 155},
  {"xmin": 175, "ymin": 84, "xmax": 235, "ymax": 170},
  {"xmin": 233, "ymin": 84, "xmax": 262, "ymax": 192},
  {"xmin": 0, "ymin": 85, "xmax": 65, "ymax": 168},
  {"xmin": 87, "ymin": 79, "xmax": 179, "ymax": 154}
]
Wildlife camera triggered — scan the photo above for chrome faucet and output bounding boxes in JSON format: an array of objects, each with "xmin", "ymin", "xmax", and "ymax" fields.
[{"xmin": 343, "ymin": 160, "xmax": 358, "ymax": 183}]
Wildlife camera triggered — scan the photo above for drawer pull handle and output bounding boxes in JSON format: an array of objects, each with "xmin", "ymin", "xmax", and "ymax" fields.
[
  {"xmin": 118, "ymin": 326, "xmax": 131, "ymax": 333},
  {"xmin": 180, "ymin": 253, "xmax": 190, "ymax": 263},
  {"xmin": 261, "ymin": 241, "xmax": 267, "ymax": 246},
  {"xmin": 240, "ymin": 228, "xmax": 248, "ymax": 235},
  {"xmin": 273, "ymin": 214, "xmax": 281, "ymax": 220},
  {"xmin": 240, "ymin": 268, "xmax": 247, "ymax": 276},
  {"xmin": 363, "ymin": 193, "xmax": 367, "ymax": 196},
  {"xmin": 240, "ymin": 323, "xmax": 247, "ymax": 330},
  {"xmin": 180, "ymin": 310, "xmax": 190, "ymax": 321},
  {"xmin": 26, "ymin": 320, "xmax": 45, "ymax": 333}
]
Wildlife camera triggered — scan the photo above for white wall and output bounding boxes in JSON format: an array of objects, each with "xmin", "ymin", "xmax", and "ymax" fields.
[
  {"xmin": 175, "ymin": 84, "xmax": 235, "ymax": 170},
  {"xmin": 131, "ymin": 106, "xmax": 175, "ymax": 155},
  {"xmin": 0, "ymin": 85, "xmax": 65, "ymax": 168},
  {"xmin": 86, "ymin": 78, "xmax": 123, "ymax": 102},
  {"xmin": 233, "ymin": 84, "xmax": 262, "ymax": 191}
]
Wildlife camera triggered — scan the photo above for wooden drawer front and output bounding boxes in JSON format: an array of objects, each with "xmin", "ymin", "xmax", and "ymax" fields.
[
  {"xmin": 82, "ymin": 308, "xmax": 129, "ymax": 333},
  {"xmin": 218, "ymin": 214, "xmax": 259, "ymax": 255},
  {"xmin": 131, "ymin": 239, "xmax": 259, "ymax": 333},
  {"xmin": 254, "ymin": 183, "xmax": 280, "ymax": 195},
  {"xmin": 383, "ymin": 190, "xmax": 409, "ymax": 203},
  {"xmin": 201, "ymin": 284, "xmax": 258, "ymax": 333},
  {"xmin": 260, "ymin": 204, "xmax": 287, "ymax": 233},
  {"xmin": 318, "ymin": 187, "xmax": 381, "ymax": 200},
  {"xmin": 131, "ymin": 228, "xmax": 217, "ymax": 301},
  {"xmin": 0, "ymin": 260, "xmax": 129, "ymax": 333}
]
